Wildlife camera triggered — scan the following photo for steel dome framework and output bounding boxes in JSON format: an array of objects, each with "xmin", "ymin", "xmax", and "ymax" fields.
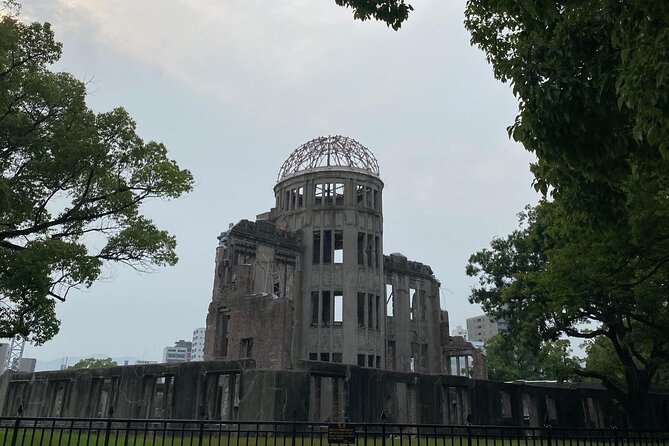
[{"xmin": 277, "ymin": 135, "xmax": 380, "ymax": 182}]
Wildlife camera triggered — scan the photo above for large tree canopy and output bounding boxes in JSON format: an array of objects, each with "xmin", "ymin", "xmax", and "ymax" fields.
[
  {"xmin": 0, "ymin": 13, "xmax": 193, "ymax": 344},
  {"xmin": 484, "ymin": 334, "xmax": 580, "ymax": 382},
  {"xmin": 467, "ymin": 201, "xmax": 669, "ymax": 427}
]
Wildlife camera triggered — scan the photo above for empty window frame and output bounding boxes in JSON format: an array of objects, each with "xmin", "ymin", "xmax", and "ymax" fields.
[
  {"xmin": 334, "ymin": 231, "xmax": 343, "ymax": 263},
  {"xmin": 309, "ymin": 353, "xmax": 317, "ymax": 361},
  {"xmin": 366, "ymin": 233, "xmax": 374, "ymax": 267},
  {"xmin": 357, "ymin": 354, "xmax": 365, "ymax": 367},
  {"xmin": 332, "ymin": 353, "xmax": 343, "ymax": 363},
  {"xmin": 373, "ymin": 189, "xmax": 379, "ymax": 210},
  {"xmin": 357, "ymin": 293, "xmax": 365, "ymax": 327},
  {"xmin": 335, "ymin": 183, "xmax": 344, "ymax": 205},
  {"xmin": 322, "ymin": 291, "xmax": 331, "ymax": 325},
  {"xmin": 239, "ymin": 338, "xmax": 253, "ymax": 358},
  {"xmin": 320, "ymin": 352, "xmax": 330, "ymax": 362},
  {"xmin": 324, "ymin": 183, "xmax": 334, "ymax": 205},
  {"xmin": 367, "ymin": 293, "xmax": 374, "ymax": 328},
  {"xmin": 334, "ymin": 292, "xmax": 343, "ymax": 324},
  {"xmin": 314, "ymin": 183, "xmax": 325, "ymax": 205},
  {"xmin": 357, "ymin": 233, "xmax": 365, "ymax": 265},
  {"xmin": 356, "ymin": 184, "xmax": 365, "ymax": 206},
  {"xmin": 374, "ymin": 236, "xmax": 380, "ymax": 268},
  {"xmin": 367, "ymin": 355, "xmax": 375, "ymax": 368},
  {"xmin": 420, "ymin": 290, "xmax": 427, "ymax": 321},
  {"xmin": 365, "ymin": 186, "xmax": 373, "ymax": 208},
  {"xmin": 375, "ymin": 295, "xmax": 381, "ymax": 329},
  {"xmin": 313, "ymin": 231, "xmax": 321, "ymax": 264},
  {"xmin": 323, "ymin": 230, "xmax": 332, "ymax": 264},
  {"xmin": 311, "ymin": 291, "xmax": 319, "ymax": 325},
  {"xmin": 297, "ymin": 186, "xmax": 304, "ymax": 207},
  {"xmin": 409, "ymin": 287, "xmax": 417, "ymax": 320},
  {"xmin": 386, "ymin": 283, "xmax": 394, "ymax": 317}
]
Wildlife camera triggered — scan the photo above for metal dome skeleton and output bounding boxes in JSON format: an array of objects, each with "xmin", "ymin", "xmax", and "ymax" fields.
[{"xmin": 277, "ymin": 136, "xmax": 380, "ymax": 182}]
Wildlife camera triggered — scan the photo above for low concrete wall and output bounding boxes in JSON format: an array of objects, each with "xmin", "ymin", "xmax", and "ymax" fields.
[{"xmin": 1, "ymin": 360, "xmax": 667, "ymax": 428}]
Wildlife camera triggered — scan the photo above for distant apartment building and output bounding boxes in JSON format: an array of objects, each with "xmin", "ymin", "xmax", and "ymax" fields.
[
  {"xmin": 190, "ymin": 328, "xmax": 205, "ymax": 361},
  {"xmin": 162, "ymin": 340, "xmax": 192, "ymax": 363},
  {"xmin": 450, "ymin": 325, "xmax": 468, "ymax": 340},
  {"xmin": 466, "ymin": 314, "xmax": 507, "ymax": 343}
]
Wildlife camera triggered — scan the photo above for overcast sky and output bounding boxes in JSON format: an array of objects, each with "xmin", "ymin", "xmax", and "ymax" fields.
[{"xmin": 19, "ymin": 0, "xmax": 539, "ymax": 366}]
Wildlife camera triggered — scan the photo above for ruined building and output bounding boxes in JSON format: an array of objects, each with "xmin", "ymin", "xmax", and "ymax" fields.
[
  {"xmin": 204, "ymin": 135, "xmax": 483, "ymax": 376},
  {"xmin": 2, "ymin": 137, "xmax": 668, "ymax": 427}
]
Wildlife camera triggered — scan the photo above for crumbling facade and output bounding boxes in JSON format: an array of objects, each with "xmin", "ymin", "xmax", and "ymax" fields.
[{"xmin": 204, "ymin": 136, "xmax": 481, "ymax": 375}]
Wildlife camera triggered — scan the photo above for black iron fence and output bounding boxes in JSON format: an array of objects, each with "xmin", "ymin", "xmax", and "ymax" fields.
[{"xmin": 0, "ymin": 417, "xmax": 667, "ymax": 446}]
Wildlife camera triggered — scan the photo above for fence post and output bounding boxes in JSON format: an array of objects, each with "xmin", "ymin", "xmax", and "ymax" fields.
[
  {"xmin": 466, "ymin": 413, "xmax": 472, "ymax": 446},
  {"xmin": 380, "ymin": 410, "xmax": 387, "ymax": 446},
  {"xmin": 198, "ymin": 409, "xmax": 205, "ymax": 446},
  {"xmin": 10, "ymin": 404, "xmax": 23, "ymax": 446},
  {"xmin": 104, "ymin": 405, "xmax": 114, "ymax": 446}
]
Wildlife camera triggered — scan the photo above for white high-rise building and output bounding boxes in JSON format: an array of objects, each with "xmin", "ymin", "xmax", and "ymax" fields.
[
  {"xmin": 191, "ymin": 328, "xmax": 205, "ymax": 361},
  {"xmin": 466, "ymin": 314, "xmax": 507, "ymax": 343},
  {"xmin": 162, "ymin": 340, "xmax": 192, "ymax": 363}
]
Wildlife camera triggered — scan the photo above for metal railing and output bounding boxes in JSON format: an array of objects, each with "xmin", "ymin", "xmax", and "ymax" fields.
[{"xmin": 0, "ymin": 417, "xmax": 667, "ymax": 446}]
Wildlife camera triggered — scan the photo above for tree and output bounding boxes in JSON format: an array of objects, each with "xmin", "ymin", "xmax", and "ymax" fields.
[
  {"xmin": 463, "ymin": 2, "xmax": 669, "ymax": 218},
  {"xmin": 467, "ymin": 201, "xmax": 669, "ymax": 427},
  {"xmin": 484, "ymin": 334, "xmax": 579, "ymax": 382},
  {"xmin": 69, "ymin": 357, "xmax": 117, "ymax": 369},
  {"xmin": 333, "ymin": 0, "xmax": 413, "ymax": 30},
  {"xmin": 0, "ymin": 12, "xmax": 193, "ymax": 344}
]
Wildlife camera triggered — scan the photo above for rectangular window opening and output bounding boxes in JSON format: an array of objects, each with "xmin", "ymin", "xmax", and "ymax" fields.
[
  {"xmin": 357, "ymin": 233, "xmax": 365, "ymax": 265},
  {"xmin": 297, "ymin": 186, "xmax": 304, "ymax": 207},
  {"xmin": 357, "ymin": 293, "xmax": 365, "ymax": 327},
  {"xmin": 313, "ymin": 231, "xmax": 321, "ymax": 264},
  {"xmin": 374, "ymin": 236, "xmax": 380, "ymax": 269},
  {"xmin": 334, "ymin": 231, "xmax": 343, "ymax": 264},
  {"xmin": 335, "ymin": 183, "xmax": 344, "ymax": 205},
  {"xmin": 367, "ymin": 293, "xmax": 374, "ymax": 328},
  {"xmin": 291, "ymin": 189, "xmax": 297, "ymax": 210},
  {"xmin": 324, "ymin": 183, "xmax": 334, "ymax": 205},
  {"xmin": 357, "ymin": 354, "xmax": 365, "ymax": 367},
  {"xmin": 375, "ymin": 295, "xmax": 380, "ymax": 329},
  {"xmin": 322, "ymin": 291, "xmax": 331, "ymax": 325},
  {"xmin": 311, "ymin": 291, "xmax": 319, "ymax": 326},
  {"xmin": 320, "ymin": 352, "xmax": 330, "ymax": 362},
  {"xmin": 367, "ymin": 355, "xmax": 374, "ymax": 368},
  {"xmin": 409, "ymin": 287, "xmax": 417, "ymax": 320},
  {"xmin": 240, "ymin": 338, "xmax": 253, "ymax": 359},
  {"xmin": 420, "ymin": 290, "xmax": 427, "ymax": 321},
  {"xmin": 332, "ymin": 353, "xmax": 343, "ymax": 363},
  {"xmin": 309, "ymin": 353, "xmax": 317, "ymax": 361},
  {"xmin": 323, "ymin": 230, "xmax": 332, "ymax": 264},
  {"xmin": 334, "ymin": 292, "xmax": 343, "ymax": 324},
  {"xmin": 365, "ymin": 186, "xmax": 373, "ymax": 208},
  {"xmin": 315, "ymin": 183, "xmax": 324, "ymax": 205},
  {"xmin": 373, "ymin": 189, "xmax": 379, "ymax": 210},
  {"xmin": 356, "ymin": 184, "xmax": 364, "ymax": 207},
  {"xmin": 386, "ymin": 283, "xmax": 394, "ymax": 317},
  {"xmin": 366, "ymin": 233, "xmax": 374, "ymax": 267}
]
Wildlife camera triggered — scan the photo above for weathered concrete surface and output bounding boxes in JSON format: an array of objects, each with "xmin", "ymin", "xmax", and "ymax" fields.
[{"xmin": 1, "ymin": 360, "xmax": 667, "ymax": 428}]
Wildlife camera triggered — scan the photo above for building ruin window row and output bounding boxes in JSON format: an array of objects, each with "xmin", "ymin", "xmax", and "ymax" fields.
[
  {"xmin": 278, "ymin": 181, "xmax": 380, "ymax": 210},
  {"xmin": 313, "ymin": 230, "xmax": 343, "ymax": 265},
  {"xmin": 282, "ymin": 186, "xmax": 305, "ymax": 211},
  {"xmin": 314, "ymin": 182, "xmax": 345, "ymax": 205},
  {"xmin": 357, "ymin": 354, "xmax": 382, "ymax": 368},
  {"xmin": 310, "ymin": 290, "xmax": 343, "ymax": 326},
  {"xmin": 308, "ymin": 352, "xmax": 343, "ymax": 363}
]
